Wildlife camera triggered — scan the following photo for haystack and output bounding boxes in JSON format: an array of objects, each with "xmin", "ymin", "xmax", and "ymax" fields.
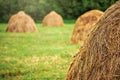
[
  {"xmin": 71, "ymin": 10, "xmax": 103, "ymax": 45},
  {"xmin": 42, "ymin": 11, "xmax": 64, "ymax": 27},
  {"xmin": 6, "ymin": 11, "xmax": 38, "ymax": 33},
  {"xmin": 66, "ymin": 1, "xmax": 120, "ymax": 80}
]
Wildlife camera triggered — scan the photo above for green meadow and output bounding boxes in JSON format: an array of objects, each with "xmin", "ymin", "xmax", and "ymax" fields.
[{"xmin": 0, "ymin": 21, "xmax": 81, "ymax": 80}]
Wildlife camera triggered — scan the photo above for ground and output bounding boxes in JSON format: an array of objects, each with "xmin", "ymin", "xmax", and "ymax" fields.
[{"xmin": 0, "ymin": 21, "xmax": 80, "ymax": 80}]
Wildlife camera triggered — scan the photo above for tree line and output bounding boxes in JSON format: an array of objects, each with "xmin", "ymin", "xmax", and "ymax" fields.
[{"xmin": 0, "ymin": 0, "xmax": 116, "ymax": 22}]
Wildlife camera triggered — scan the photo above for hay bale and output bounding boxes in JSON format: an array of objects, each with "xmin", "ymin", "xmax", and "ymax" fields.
[
  {"xmin": 71, "ymin": 10, "xmax": 103, "ymax": 45},
  {"xmin": 42, "ymin": 11, "xmax": 64, "ymax": 27},
  {"xmin": 66, "ymin": 1, "xmax": 120, "ymax": 80},
  {"xmin": 6, "ymin": 11, "xmax": 38, "ymax": 33}
]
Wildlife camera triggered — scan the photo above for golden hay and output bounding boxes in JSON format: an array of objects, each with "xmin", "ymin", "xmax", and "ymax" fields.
[
  {"xmin": 6, "ymin": 11, "xmax": 38, "ymax": 33},
  {"xmin": 71, "ymin": 10, "xmax": 104, "ymax": 45},
  {"xmin": 42, "ymin": 11, "xmax": 64, "ymax": 27},
  {"xmin": 66, "ymin": 1, "xmax": 120, "ymax": 80}
]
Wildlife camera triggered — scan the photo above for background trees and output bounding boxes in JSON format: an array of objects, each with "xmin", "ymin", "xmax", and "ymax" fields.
[{"xmin": 0, "ymin": 0, "xmax": 116, "ymax": 22}]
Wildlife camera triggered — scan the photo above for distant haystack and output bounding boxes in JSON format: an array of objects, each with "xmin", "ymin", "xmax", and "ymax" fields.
[
  {"xmin": 71, "ymin": 10, "xmax": 103, "ymax": 45},
  {"xmin": 6, "ymin": 11, "xmax": 38, "ymax": 33},
  {"xmin": 66, "ymin": 1, "xmax": 120, "ymax": 80},
  {"xmin": 42, "ymin": 11, "xmax": 64, "ymax": 27}
]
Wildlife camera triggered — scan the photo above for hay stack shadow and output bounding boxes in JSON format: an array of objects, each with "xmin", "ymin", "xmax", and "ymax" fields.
[
  {"xmin": 71, "ymin": 10, "xmax": 103, "ymax": 45},
  {"xmin": 66, "ymin": 1, "xmax": 120, "ymax": 80},
  {"xmin": 6, "ymin": 11, "xmax": 38, "ymax": 33},
  {"xmin": 42, "ymin": 11, "xmax": 64, "ymax": 27}
]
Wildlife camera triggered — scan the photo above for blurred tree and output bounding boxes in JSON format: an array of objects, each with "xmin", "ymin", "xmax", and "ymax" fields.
[
  {"xmin": 54, "ymin": 0, "xmax": 81, "ymax": 19},
  {"xmin": 0, "ymin": 0, "xmax": 116, "ymax": 22},
  {"xmin": 0, "ymin": 0, "xmax": 21, "ymax": 22},
  {"xmin": 55, "ymin": 0, "xmax": 116, "ymax": 19}
]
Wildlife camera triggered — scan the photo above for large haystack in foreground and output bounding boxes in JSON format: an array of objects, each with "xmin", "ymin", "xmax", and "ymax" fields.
[
  {"xmin": 71, "ymin": 10, "xmax": 103, "ymax": 45},
  {"xmin": 6, "ymin": 11, "xmax": 38, "ymax": 33},
  {"xmin": 66, "ymin": 1, "xmax": 120, "ymax": 80},
  {"xmin": 42, "ymin": 11, "xmax": 64, "ymax": 27}
]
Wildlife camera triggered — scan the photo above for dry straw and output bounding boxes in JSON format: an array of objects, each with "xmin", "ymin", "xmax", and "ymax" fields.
[
  {"xmin": 6, "ymin": 11, "xmax": 38, "ymax": 33},
  {"xmin": 71, "ymin": 10, "xmax": 103, "ymax": 45},
  {"xmin": 66, "ymin": 1, "xmax": 120, "ymax": 80},
  {"xmin": 42, "ymin": 11, "xmax": 64, "ymax": 27}
]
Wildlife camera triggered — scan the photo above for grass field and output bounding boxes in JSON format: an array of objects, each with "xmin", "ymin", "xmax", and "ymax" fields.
[{"xmin": 0, "ymin": 21, "xmax": 80, "ymax": 80}]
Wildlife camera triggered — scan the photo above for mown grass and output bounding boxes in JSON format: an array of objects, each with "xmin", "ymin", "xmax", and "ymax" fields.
[{"xmin": 0, "ymin": 22, "xmax": 80, "ymax": 80}]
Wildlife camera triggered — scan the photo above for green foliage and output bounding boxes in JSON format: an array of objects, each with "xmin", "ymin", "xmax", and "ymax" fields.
[
  {"xmin": 0, "ymin": 0, "xmax": 21, "ymax": 22},
  {"xmin": 55, "ymin": 0, "xmax": 116, "ymax": 19},
  {"xmin": 0, "ymin": 0, "xmax": 116, "ymax": 22}
]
